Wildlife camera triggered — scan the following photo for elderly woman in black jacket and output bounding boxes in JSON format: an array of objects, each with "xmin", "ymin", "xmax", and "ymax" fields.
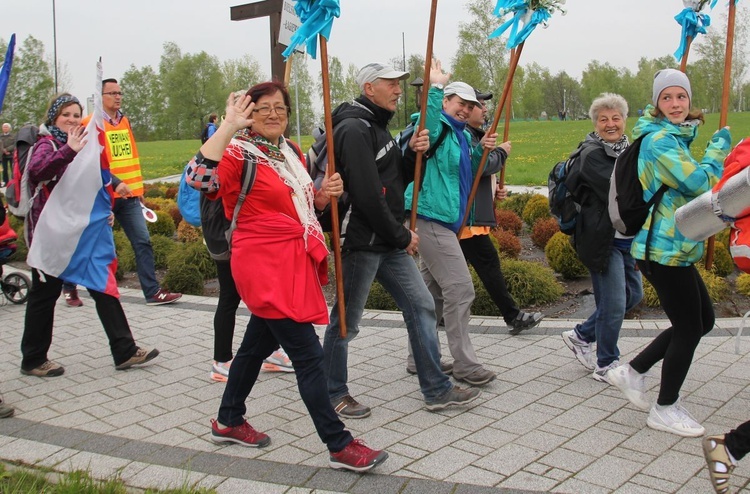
[{"xmin": 561, "ymin": 92, "xmax": 643, "ymax": 383}]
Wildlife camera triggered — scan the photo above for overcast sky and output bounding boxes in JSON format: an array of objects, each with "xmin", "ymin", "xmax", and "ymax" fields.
[{"xmin": 2, "ymin": 0, "xmax": 730, "ymax": 104}]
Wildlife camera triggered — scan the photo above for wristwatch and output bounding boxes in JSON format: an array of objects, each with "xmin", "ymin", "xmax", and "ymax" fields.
[{"xmin": 431, "ymin": 83, "xmax": 444, "ymax": 90}]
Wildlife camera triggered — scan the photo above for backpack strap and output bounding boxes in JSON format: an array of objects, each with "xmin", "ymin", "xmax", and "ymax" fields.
[
  {"xmin": 642, "ymin": 183, "xmax": 669, "ymax": 275},
  {"xmin": 225, "ymin": 156, "xmax": 258, "ymax": 244}
]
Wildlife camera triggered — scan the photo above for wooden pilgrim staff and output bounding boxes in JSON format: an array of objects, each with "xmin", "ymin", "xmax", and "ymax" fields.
[
  {"xmin": 319, "ymin": 37, "xmax": 347, "ymax": 338},
  {"xmin": 498, "ymin": 47, "xmax": 515, "ymax": 188},
  {"xmin": 457, "ymin": 43, "xmax": 524, "ymax": 239},
  {"xmin": 706, "ymin": 0, "xmax": 737, "ymax": 270},
  {"xmin": 409, "ymin": 0, "xmax": 439, "ymax": 232}
]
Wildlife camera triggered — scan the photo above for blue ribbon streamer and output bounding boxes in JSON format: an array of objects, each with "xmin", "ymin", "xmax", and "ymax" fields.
[
  {"xmin": 673, "ymin": 8, "xmax": 711, "ymax": 61},
  {"xmin": 281, "ymin": 0, "xmax": 340, "ymax": 60},
  {"xmin": 0, "ymin": 33, "xmax": 16, "ymax": 114},
  {"xmin": 489, "ymin": 6, "xmax": 552, "ymax": 49}
]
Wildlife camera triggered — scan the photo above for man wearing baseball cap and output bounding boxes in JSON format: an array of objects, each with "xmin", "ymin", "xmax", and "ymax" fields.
[
  {"xmin": 403, "ymin": 59, "xmax": 500, "ymax": 387},
  {"xmin": 321, "ymin": 62, "xmax": 481, "ymax": 419}
]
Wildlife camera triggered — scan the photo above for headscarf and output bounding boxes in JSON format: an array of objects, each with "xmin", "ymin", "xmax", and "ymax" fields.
[{"xmin": 45, "ymin": 94, "xmax": 81, "ymax": 143}]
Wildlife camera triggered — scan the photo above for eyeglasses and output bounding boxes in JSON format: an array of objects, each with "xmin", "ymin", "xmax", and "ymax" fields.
[
  {"xmin": 252, "ymin": 105, "xmax": 289, "ymax": 117},
  {"xmin": 103, "ymin": 91, "xmax": 124, "ymax": 97}
]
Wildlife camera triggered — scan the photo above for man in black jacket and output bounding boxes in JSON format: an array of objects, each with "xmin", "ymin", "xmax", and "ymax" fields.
[{"xmin": 321, "ymin": 62, "xmax": 480, "ymax": 419}]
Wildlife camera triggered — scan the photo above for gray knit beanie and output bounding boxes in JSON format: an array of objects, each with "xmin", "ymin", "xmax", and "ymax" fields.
[{"xmin": 652, "ymin": 69, "xmax": 692, "ymax": 106}]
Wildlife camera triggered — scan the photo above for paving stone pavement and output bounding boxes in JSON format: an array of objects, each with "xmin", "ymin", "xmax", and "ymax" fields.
[{"xmin": 1, "ymin": 269, "xmax": 749, "ymax": 493}]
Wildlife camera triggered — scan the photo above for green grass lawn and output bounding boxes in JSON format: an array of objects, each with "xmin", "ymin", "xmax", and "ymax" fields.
[{"xmin": 138, "ymin": 112, "xmax": 750, "ymax": 184}]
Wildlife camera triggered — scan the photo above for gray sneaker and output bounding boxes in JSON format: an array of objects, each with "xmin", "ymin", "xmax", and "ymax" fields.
[
  {"xmin": 455, "ymin": 367, "xmax": 496, "ymax": 386},
  {"xmin": 561, "ymin": 330, "xmax": 595, "ymax": 370},
  {"xmin": 332, "ymin": 395, "xmax": 371, "ymax": 419},
  {"xmin": 509, "ymin": 311, "xmax": 544, "ymax": 335},
  {"xmin": 425, "ymin": 385, "xmax": 481, "ymax": 411}
]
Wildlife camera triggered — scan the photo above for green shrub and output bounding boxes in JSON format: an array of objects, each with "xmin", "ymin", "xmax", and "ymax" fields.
[
  {"xmin": 163, "ymin": 260, "xmax": 205, "ymax": 295},
  {"xmin": 168, "ymin": 241, "xmax": 216, "ymax": 280},
  {"xmin": 716, "ymin": 227, "xmax": 730, "ymax": 249},
  {"xmin": 531, "ymin": 216, "xmax": 560, "ymax": 249},
  {"xmin": 521, "ymin": 194, "xmax": 551, "ymax": 228},
  {"xmin": 165, "ymin": 186, "xmax": 179, "ymax": 199},
  {"xmin": 8, "ymin": 214, "xmax": 23, "ymax": 232},
  {"xmin": 177, "ymin": 221, "xmax": 201, "ymax": 243},
  {"xmin": 143, "ymin": 185, "xmax": 166, "ymax": 198},
  {"xmin": 544, "ymin": 231, "xmax": 587, "ymax": 279},
  {"xmin": 365, "ymin": 280, "xmax": 399, "ymax": 311},
  {"xmin": 737, "ymin": 273, "xmax": 750, "ymax": 296},
  {"xmin": 491, "ymin": 229, "xmax": 521, "ymax": 258},
  {"xmin": 641, "ymin": 278, "xmax": 660, "ymax": 307},
  {"xmin": 147, "ymin": 210, "xmax": 176, "ymax": 238},
  {"xmin": 8, "ymin": 226, "xmax": 27, "ymax": 262},
  {"xmin": 705, "ymin": 242, "xmax": 734, "ymax": 277},
  {"xmin": 167, "ymin": 203, "xmax": 183, "ymax": 226},
  {"xmin": 114, "ymin": 230, "xmax": 136, "ymax": 279},
  {"xmin": 500, "ymin": 258, "xmax": 564, "ymax": 307},
  {"xmin": 151, "ymin": 234, "xmax": 178, "ymax": 269},
  {"xmin": 494, "ymin": 209, "xmax": 523, "ymax": 235},
  {"xmin": 497, "ymin": 192, "xmax": 534, "ymax": 218}
]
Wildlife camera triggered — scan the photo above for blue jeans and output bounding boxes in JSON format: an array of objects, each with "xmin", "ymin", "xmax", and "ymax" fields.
[
  {"xmin": 218, "ymin": 315, "xmax": 352, "ymax": 452},
  {"xmin": 113, "ymin": 197, "xmax": 159, "ymax": 299},
  {"xmin": 322, "ymin": 249, "xmax": 452, "ymax": 402},
  {"xmin": 575, "ymin": 246, "xmax": 643, "ymax": 368}
]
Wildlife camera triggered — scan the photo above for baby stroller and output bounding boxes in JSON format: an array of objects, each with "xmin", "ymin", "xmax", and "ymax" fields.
[{"xmin": 0, "ymin": 212, "xmax": 29, "ymax": 305}]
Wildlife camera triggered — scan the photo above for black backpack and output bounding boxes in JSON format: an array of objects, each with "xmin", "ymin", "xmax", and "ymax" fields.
[
  {"xmin": 547, "ymin": 143, "xmax": 595, "ymax": 235},
  {"xmin": 396, "ymin": 122, "xmax": 450, "ymax": 191},
  {"xmin": 607, "ymin": 135, "xmax": 668, "ymax": 236},
  {"xmin": 200, "ymin": 124, "xmax": 210, "ymax": 144}
]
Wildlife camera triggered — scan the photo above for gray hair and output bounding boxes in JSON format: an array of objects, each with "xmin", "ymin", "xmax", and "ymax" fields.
[{"xmin": 589, "ymin": 93, "xmax": 628, "ymax": 123}]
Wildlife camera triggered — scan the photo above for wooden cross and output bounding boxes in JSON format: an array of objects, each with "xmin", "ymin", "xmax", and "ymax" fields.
[{"xmin": 231, "ymin": 0, "xmax": 286, "ymax": 83}]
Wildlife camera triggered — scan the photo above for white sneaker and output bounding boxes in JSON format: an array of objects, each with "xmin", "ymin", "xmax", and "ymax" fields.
[
  {"xmin": 262, "ymin": 348, "xmax": 294, "ymax": 372},
  {"xmin": 561, "ymin": 330, "xmax": 595, "ymax": 370},
  {"xmin": 211, "ymin": 360, "xmax": 231, "ymax": 382},
  {"xmin": 607, "ymin": 364, "xmax": 650, "ymax": 411},
  {"xmin": 592, "ymin": 360, "xmax": 619, "ymax": 384},
  {"xmin": 647, "ymin": 400, "xmax": 705, "ymax": 437}
]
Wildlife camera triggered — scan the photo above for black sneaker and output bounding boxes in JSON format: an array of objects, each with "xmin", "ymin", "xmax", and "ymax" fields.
[
  {"xmin": 508, "ymin": 311, "xmax": 543, "ymax": 335},
  {"xmin": 425, "ymin": 385, "xmax": 481, "ymax": 411},
  {"xmin": 331, "ymin": 395, "xmax": 371, "ymax": 419}
]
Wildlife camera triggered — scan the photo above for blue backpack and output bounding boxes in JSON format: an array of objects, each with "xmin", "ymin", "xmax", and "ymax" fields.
[{"xmin": 177, "ymin": 164, "xmax": 201, "ymax": 227}]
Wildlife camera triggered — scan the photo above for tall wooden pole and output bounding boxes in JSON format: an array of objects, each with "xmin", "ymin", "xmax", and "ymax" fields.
[
  {"xmin": 680, "ymin": 36, "xmax": 693, "ymax": 73},
  {"xmin": 409, "ymin": 0, "xmax": 439, "ymax": 232},
  {"xmin": 499, "ymin": 47, "xmax": 515, "ymax": 188},
  {"xmin": 319, "ymin": 37, "xmax": 347, "ymax": 339},
  {"xmin": 706, "ymin": 0, "xmax": 737, "ymax": 270},
  {"xmin": 457, "ymin": 43, "xmax": 524, "ymax": 238}
]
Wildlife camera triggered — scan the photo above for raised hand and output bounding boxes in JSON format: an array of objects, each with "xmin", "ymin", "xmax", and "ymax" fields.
[
  {"xmin": 66, "ymin": 125, "xmax": 88, "ymax": 152},
  {"xmin": 223, "ymin": 92, "xmax": 255, "ymax": 133}
]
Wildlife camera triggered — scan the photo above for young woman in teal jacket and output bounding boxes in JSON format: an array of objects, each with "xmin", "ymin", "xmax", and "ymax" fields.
[{"xmin": 608, "ymin": 69, "xmax": 731, "ymax": 438}]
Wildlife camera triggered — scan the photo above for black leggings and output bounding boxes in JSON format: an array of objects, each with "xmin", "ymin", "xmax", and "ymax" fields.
[
  {"xmin": 727, "ymin": 420, "xmax": 750, "ymax": 461},
  {"xmin": 213, "ymin": 260, "xmax": 241, "ymax": 363},
  {"xmin": 630, "ymin": 261, "xmax": 714, "ymax": 406}
]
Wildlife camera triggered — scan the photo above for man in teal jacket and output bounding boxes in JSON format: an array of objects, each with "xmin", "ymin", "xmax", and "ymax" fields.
[{"xmin": 404, "ymin": 59, "xmax": 498, "ymax": 386}]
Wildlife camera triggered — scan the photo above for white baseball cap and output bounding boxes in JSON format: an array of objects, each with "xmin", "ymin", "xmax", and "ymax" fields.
[
  {"xmin": 355, "ymin": 63, "xmax": 409, "ymax": 89},
  {"xmin": 444, "ymin": 82, "xmax": 480, "ymax": 104}
]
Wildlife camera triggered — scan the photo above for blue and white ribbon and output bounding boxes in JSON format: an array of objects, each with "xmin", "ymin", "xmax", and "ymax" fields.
[
  {"xmin": 489, "ymin": 0, "xmax": 565, "ymax": 49},
  {"xmin": 281, "ymin": 0, "xmax": 340, "ymax": 60},
  {"xmin": 673, "ymin": 7, "xmax": 712, "ymax": 61}
]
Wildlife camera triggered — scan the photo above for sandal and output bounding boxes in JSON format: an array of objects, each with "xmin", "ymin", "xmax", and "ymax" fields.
[{"xmin": 703, "ymin": 434, "xmax": 735, "ymax": 493}]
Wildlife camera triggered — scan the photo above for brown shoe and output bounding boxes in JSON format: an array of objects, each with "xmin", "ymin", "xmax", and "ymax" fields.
[
  {"xmin": 63, "ymin": 288, "xmax": 83, "ymax": 307},
  {"xmin": 406, "ymin": 360, "xmax": 453, "ymax": 375},
  {"xmin": 115, "ymin": 347, "xmax": 159, "ymax": 370},
  {"xmin": 0, "ymin": 397, "xmax": 14, "ymax": 418},
  {"xmin": 21, "ymin": 360, "xmax": 65, "ymax": 377},
  {"xmin": 331, "ymin": 395, "xmax": 371, "ymax": 419},
  {"xmin": 455, "ymin": 367, "xmax": 496, "ymax": 386}
]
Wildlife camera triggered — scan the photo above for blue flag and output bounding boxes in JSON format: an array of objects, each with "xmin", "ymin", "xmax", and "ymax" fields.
[{"xmin": 0, "ymin": 34, "xmax": 16, "ymax": 114}]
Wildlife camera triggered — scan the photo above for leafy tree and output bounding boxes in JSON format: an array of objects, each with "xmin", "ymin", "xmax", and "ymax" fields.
[
  {"xmin": 120, "ymin": 64, "xmax": 161, "ymax": 140},
  {"xmin": 288, "ymin": 57, "xmax": 316, "ymax": 137},
  {"xmin": 514, "ymin": 62, "xmax": 550, "ymax": 119},
  {"xmin": 221, "ymin": 54, "xmax": 265, "ymax": 94},
  {"xmin": 580, "ymin": 61, "xmax": 623, "ymax": 108},
  {"xmin": 0, "ymin": 35, "xmax": 54, "ymax": 127}
]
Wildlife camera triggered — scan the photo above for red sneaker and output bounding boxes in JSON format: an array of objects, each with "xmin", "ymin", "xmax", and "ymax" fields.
[
  {"xmin": 146, "ymin": 288, "xmax": 182, "ymax": 306},
  {"xmin": 329, "ymin": 439, "xmax": 388, "ymax": 472},
  {"xmin": 210, "ymin": 419, "xmax": 270, "ymax": 448}
]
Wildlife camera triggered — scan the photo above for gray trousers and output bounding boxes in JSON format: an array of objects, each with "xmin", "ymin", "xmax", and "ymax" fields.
[{"xmin": 410, "ymin": 218, "xmax": 483, "ymax": 379}]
